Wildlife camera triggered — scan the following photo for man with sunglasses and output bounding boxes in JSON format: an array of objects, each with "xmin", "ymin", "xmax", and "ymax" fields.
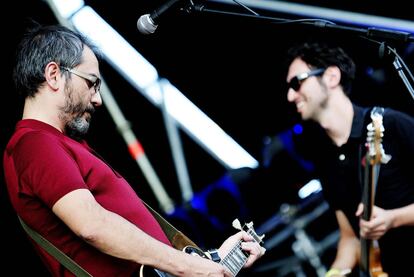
[
  {"xmin": 285, "ymin": 42, "xmax": 414, "ymax": 277},
  {"xmin": 3, "ymin": 24, "xmax": 265, "ymax": 276}
]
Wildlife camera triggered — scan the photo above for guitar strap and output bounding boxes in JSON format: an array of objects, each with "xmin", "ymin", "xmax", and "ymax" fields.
[
  {"xmin": 142, "ymin": 201, "xmax": 202, "ymax": 251},
  {"xmin": 18, "ymin": 216, "xmax": 92, "ymax": 277},
  {"xmin": 18, "ymin": 201, "xmax": 201, "ymax": 277},
  {"xmin": 357, "ymin": 107, "xmax": 372, "ymax": 190}
]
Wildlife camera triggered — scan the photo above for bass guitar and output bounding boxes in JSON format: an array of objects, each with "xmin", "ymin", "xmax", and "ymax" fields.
[
  {"xmin": 140, "ymin": 219, "xmax": 265, "ymax": 277},
  {"xmin": 360, "ymin": 107, "xmax": 390, "ymax": 277}
]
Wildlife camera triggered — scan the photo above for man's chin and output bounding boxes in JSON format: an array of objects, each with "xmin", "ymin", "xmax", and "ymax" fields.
[{"xmin": 65, "ymin": 118, "xmax": 90, "ymax": 140}]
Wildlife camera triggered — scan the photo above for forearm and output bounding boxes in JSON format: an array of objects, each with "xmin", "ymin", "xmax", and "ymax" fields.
[
  {"xmin": 53, "ymin": 190, "xmax": 206, "ymax": 275},
  {"xmin": 330, "ymin": 211, "xmax": 360, "ymax": 272},
  {"xmin": 81, "ymin": 208, "xmax": 183, "ymax": 270},
  {"xmin": 82, "ymin": 209, "xmax": 225, "ymax": 276},
  {"xmin": 389, "ymin": 203, "xmax": 414, "ymax": 228},
  {"xmin": 330, "ymin": 235, "xmax": 360, "ymax": 270}
]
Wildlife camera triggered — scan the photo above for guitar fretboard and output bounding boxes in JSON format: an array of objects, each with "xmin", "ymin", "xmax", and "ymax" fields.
[
  {"xmin": 220, "ymin": 240, "xmax": 248, "ymax": 276},
  {"xmin": 220, "ymin": 228, "xmax": 259, "ymax": 276},
  {"xmin": 147, "ymin": 221, "xmax": 263, "ymax": 277}
]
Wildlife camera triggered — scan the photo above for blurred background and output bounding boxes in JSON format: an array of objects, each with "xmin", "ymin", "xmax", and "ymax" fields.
[{"xmin": 2, "ymin": 0, "xmax": 414, "ymax": 276}]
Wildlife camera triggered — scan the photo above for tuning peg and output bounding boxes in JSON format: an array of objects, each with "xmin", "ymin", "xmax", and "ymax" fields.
[{"xmin": 232, "ymin": 219, "xmax": 242, "ymax": 230}]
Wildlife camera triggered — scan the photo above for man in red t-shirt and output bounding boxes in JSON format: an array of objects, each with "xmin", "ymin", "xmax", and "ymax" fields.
[{"xmin": 3, "ymin": 24, "xmax": 265, "ymax": 277}]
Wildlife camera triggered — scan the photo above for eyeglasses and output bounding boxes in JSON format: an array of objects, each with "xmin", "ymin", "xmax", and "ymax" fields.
[
  {"xmin": 61, "ymin": 66, "xmax": 101, "ymax": 94},
  {"xmin": 288, "ymin": 68, "xmax": 325, "ymax": 91}
]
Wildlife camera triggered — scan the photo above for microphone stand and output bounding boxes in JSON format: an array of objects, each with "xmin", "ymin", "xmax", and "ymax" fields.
[
  {"xmin": 191, "ymin": 3, "xmax": 414, "ymax": 42},
  {"xmin": 390, "ymin": 50, "xmax": 414, "ymax": 100},
  {"xmin": 188, "ymin": 2, "xmax": 414, "ymax": 103}
]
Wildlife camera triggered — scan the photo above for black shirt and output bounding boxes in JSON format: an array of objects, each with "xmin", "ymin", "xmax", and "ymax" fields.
[{"xmin": 297, "ymin": 104, "xmax": 414, "ymax": 276}]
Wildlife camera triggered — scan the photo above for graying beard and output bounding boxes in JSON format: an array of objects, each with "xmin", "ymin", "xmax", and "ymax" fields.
[
  {"xmin": 61, "ymin": 85, "xmax": 90, "ymax": 140},
  {"xmin": 65, "ymin": 117, "xmax": 90, "ymax": 141}
]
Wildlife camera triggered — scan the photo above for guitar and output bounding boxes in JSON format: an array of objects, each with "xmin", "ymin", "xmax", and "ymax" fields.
[
  {"xmin": 360, "ymin": 107, "xmax": 391, "ymax": 277},
  {"xmin": 140, "ymin": 219, "xmax": 265, "ymax": 277}
]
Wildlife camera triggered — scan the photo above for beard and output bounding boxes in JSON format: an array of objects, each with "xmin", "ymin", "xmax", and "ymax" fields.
[
  {"xmin": 65, "ymin": 117, "xmax": 91, "ymax": 141},
  {"xmin": 60, "ymin": 85, "xmax": 95, "ymax": 141},
  {"xmin": 307, "ymin": 81, "xmax": 329, "ymax": 122}
]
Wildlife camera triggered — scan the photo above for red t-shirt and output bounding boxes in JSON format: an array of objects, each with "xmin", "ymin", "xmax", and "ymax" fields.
[{"xmin": 3, "ymin": 119, "xmax": 171, "ymax": 276}]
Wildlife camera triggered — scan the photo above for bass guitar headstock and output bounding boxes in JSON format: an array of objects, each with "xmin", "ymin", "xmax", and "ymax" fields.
[{"xmin": 366, "ymin": 107, "xmax": 391, "ymax": 165}]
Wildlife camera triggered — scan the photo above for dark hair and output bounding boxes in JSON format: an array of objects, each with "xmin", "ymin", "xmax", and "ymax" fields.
[
  {"xmin": 286, "ymin": 42, "xmax": 356, "ymax": 95},
  {"xmin": 13, "ymin": 23, "xmax": 100, "ymax": 98}
]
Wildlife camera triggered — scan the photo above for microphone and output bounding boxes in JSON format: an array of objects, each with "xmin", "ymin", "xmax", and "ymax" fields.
[{"xmin": 137, "ymin": 0, "xmax": 185, "ymax": 35}]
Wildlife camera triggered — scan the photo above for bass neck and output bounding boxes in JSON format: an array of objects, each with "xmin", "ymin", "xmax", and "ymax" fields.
[{"xmin": 360, "ymin": 107, "xmax": 390, "ymax": 277}]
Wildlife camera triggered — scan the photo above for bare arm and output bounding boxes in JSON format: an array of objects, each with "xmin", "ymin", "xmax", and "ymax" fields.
[
  {"xmin": 388, "ymin": 203, "xmax": 414, "ymax": 227},
  {"xmin": 358, "ymin": 203, "xmax": 414, "ymax": 240},
  {"xmin": 330, "ymin": 210, "xmax": 360, "ymax": 272},
  {"xmin": 52, "ymin": 189, "xmax": 231, "ymax": 276}
]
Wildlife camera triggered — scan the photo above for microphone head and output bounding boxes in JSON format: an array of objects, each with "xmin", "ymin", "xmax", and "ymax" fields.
[{"xmin": 137, "ymin": 14, "xmax": 158, "ymax": 35}]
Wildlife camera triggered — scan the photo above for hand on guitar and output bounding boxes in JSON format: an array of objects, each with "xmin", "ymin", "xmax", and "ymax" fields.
[
  {"xmin": 141, "ymin": 227, "xmax": 265, "ymax": 277},
  {"xmin": 218, "ymin": 231, "xmax": 266, "ymax": 268},
  {"xmin": 356, "ymin": 204, "xmax": 393, "ymax": 240}
]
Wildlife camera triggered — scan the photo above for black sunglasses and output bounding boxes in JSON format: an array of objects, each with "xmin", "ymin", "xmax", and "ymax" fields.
[{"xmin": 288, "ymin": 68, "xmax": 325, "ymax": 91}]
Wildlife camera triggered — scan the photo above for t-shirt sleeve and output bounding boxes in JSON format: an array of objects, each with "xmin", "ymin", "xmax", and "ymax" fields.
[
  {"xmin": 385, "ymin": 109, "xmax": 414, "ymax": 153},
  {"xmin": 13, "ymin": 131, "xmax": 88, "ymax": 207}
]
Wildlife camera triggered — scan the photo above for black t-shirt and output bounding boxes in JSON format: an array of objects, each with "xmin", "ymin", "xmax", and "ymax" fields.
[{"xmin": 294, "ymin": 104, "xmax": 414, "ymax": 276}]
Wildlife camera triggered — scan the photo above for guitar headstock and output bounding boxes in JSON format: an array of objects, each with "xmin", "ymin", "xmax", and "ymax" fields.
[
  {"xmin": 232, "ymin": 219, "xmax": 265, "ymax": 245},
  {"xmin": 366, "ymin": 107, "xmax": 391, "ymax": 165}
]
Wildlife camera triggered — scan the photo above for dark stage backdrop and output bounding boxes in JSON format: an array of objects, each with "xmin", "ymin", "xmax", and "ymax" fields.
[{"xmin": 2, "ymin": 1, "xmax": 414, "ymax": 276}]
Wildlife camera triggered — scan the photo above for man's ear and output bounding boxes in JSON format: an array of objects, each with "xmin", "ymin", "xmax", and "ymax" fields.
[
  {"xmin": 44, "ymin": 62, "xmax": 62, "ymax": 91},
  {"xmin": 323, "ymin": 66, "xmax": 341, "ymax": 88}
]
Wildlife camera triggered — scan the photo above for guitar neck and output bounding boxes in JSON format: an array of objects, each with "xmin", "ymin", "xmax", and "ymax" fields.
[
  {"xmin": 219, "ymin": 221, "xmax": 264, "ymax": 276},
  {"xmin": 360, "ymin": 152, "xmax": 375, "ymax": 275},
  {"xmin": 360, "ymin": 237, "xmax": 371, "ymax": 274},
  {"xmin": 359, "ymin": 108, "xmax": 390, "ymax": 277},
  {"xmin": 220, "ymin": 240, "xmax": 248, "ymax": 276}
]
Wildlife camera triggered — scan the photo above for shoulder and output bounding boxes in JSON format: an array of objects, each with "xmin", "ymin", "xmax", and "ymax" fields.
[
  {"xmin": 11, "ymin": 129, "xmax": 75, "ymax": 168},
  {"xmin": 14, "ymin": 129, "xmax": 62, "ymax": 153},
  {"xmin": 375, "ymin": 108, "xmax": 414, "ymax": 149},
  {"xmin": 383, "ymin": 107, "xmax": 414, "ymax": 129},
  {"xmin": 384, "ymin": 107, "xmax": 414, "ymax": 120}
]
